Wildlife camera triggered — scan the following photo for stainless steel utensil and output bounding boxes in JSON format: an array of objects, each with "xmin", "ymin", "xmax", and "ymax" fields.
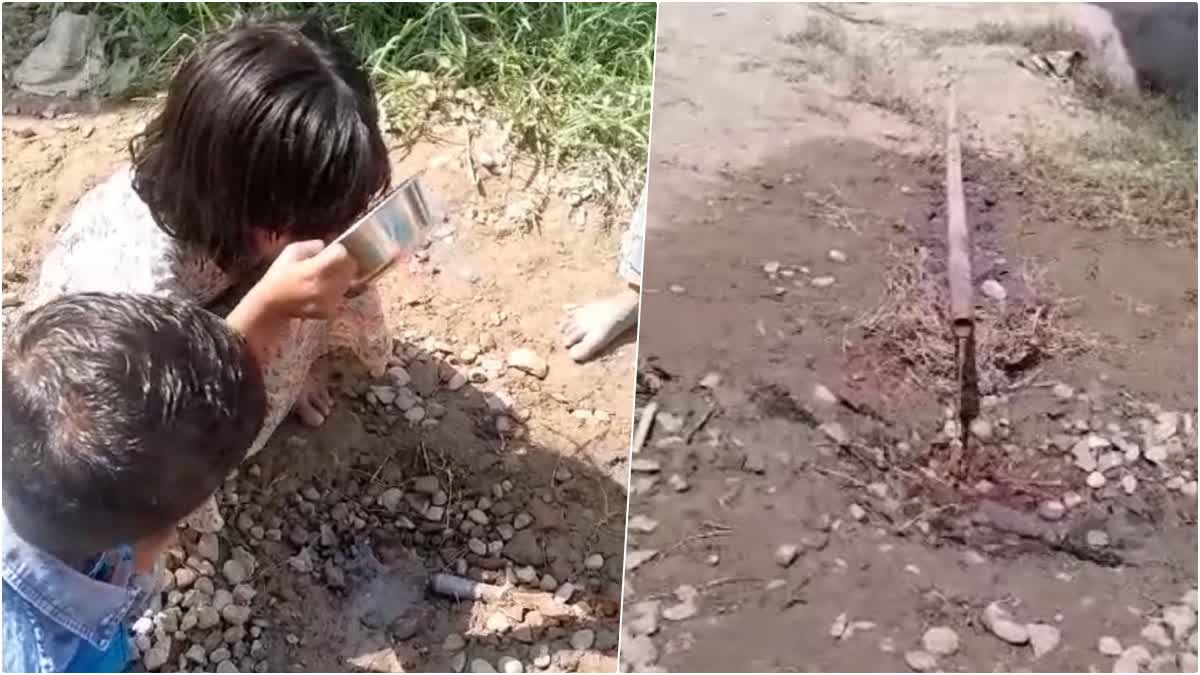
[{"xmin": 334, "ymin": 174, "xmax": 440, "ymax": 286}]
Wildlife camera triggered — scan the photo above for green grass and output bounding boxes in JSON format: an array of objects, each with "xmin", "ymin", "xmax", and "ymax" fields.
[{"xmin": 18, "ymin": 2, "xmax": 656, "ymax": 196}]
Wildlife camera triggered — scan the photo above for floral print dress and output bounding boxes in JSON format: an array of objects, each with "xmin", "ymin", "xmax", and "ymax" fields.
[{"xmin": 28, "ymin": 167, "xmax": 392, "ymax": 533}]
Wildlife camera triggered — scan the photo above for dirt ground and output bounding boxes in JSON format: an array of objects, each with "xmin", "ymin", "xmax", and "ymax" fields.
[
  {"xmin": 2, "ymin": 98, "xmax": 635, "ymax": 671},
  {"xmin": 623, "ymin": 3, "xmax": 1196, "ymax": 673}
]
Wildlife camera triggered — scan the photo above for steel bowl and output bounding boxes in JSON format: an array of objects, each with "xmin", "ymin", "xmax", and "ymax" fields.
[{"xmin": 334, "ymin": 174, "xmax": 440, "ymax": 286}]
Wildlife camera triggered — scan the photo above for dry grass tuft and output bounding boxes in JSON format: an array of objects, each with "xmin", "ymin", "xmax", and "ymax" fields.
[{"xmin": 855, "ymin": 246, "xmax": 1099, "ymax": 397}]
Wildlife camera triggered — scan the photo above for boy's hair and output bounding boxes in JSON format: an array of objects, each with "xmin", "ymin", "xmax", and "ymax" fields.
[
  {"xmin": 130, "ymin": 16, "xmax": 392, "ymax": 271},
  {"xmin": 2, "ymin": 294, "xmax": 266, "ymax": 559}
]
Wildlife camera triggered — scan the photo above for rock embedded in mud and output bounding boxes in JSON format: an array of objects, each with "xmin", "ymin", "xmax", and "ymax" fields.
[
  {"xmin": 222, "ymin": 560, "xmax": 249, "ymax": 586},
  {"xmin": 498, "ymin": 656, "xmax": 523, "ymax": 674},
  {"xmin": 820, "ymin": 422, "xmax": 850, "ymax": 446},
  {"xmin": 570, "ymin": 628, "xmax": 596, "ymax": 650},
  {"xmin": 1062, "ymin": 492, "xmax": 1084, "ymax": 510},
  {"xmin": 196, "ymin": 606, "xmax": 221, "ymax": 630},
  {"xmin": 662, "ymin": 585, "xmax": 699, "ymax": 621},
  {"xmin": 1161, "ymin": 604, "xmax": 1196, "ymax": 641},
  {"xmin": 175, "ymin": 568, "xmax": 198, "ymax": 589},
  {"xmin": 143, "ymin": 637, "xmax": 172, "ymax": 670},
  {"xmin": 828, "ymin": 249, "xmax": 848, "ymax": 263},
  {"xmin": 812, "ymin": 384, "xmax": 839, "ymax": 407},
  {"xmin": 1037, "ymin": 499, "xmax": 1066, "ymax": 521},
  {"xmin": 1098, "ymin": 636, "xmax": 1123, "ymax": 656},
  {"xmin": 982, "ymin": 602, "xmax": 1029, "ymax": 645},
  {"xmin": 1026, "ymin": 623, "xmax": 1061, "ymax": 659},
  {"xmin": 628, "ymin": 515, "xmax": 660, "ymax": 534},
  {"xmin": 443, "ymin": 633, "xmax": 466, "ymax": 652},
  {"xmin": 1121, "ymin": 474, "xmax": 1138, "ymax": 494},
  {"xmin": 848, "ymin": 503, "xmax": 867, "ymax": 522},
  {"xmin": 626, "ymin": 549, "xmax": 658, "ymax": 571},
  {"xmin": 378, "ymin": 488, "xmax": 404, "ymax": 512},
  {"xmin": 507, "ymin": 349, "xmax": 548, "ymax": 379},
  {"xmin": 503, "ymin": 530, "xmax": 543, "ymax": 566},
  {"xmin": 980, "ymin": 279, "xmax": 1007, "ymax": 301},
  {"xmin": 811, "ymin": 276, "xmax": 836, "ymax": 288},
  {"xmin": 775, "ymin": 544, "xmax": 800, "ymax": 568},
  {"xmin": 922, "ymin": 627, "xmax": 959, "ymax": 656},
  {"xmin": 470, "ymin": 658, "xmax": 497, "ymax": 673},
  {"xmin": 1140, "ymin": 622, "xmax": 1173, "ymax": 648},
  {"xmin": 1053, "ymin": 383, "xmax": 1076, "ymax": 400},
  {"xmin": 553, "ymin": 582, "xmax": 575, "ymax": 604},
  {"xmin": 221, "ymin": 604, "xmax": 251, "ymax": 626},
  {"xmin": 1086, "ymin": 471, "xmax": 1107, "ymax": 489},
  {"xmin": 197, "ymin": 533, "xmax": 220, "ymax": 563},
  {"xmin": 970, "ymin": 418, "xmax": 994, "ymax": 441},
  {"xmin": 1086, "ymin": 530, "xmax": 1110, "ymax": 547},
  {"xmin": 631, "ymin": 458, "xmax": 662, "ymax": 473},
  {"xmin": 539, "ymin": 575, "xmax": 558, "ymax": 592},
  {"xmin": 585, "ymin": 553, "xmax": 605, "ymax": 571},
  {"xmin": 287, "ymin": 549, "xmax": 314, "ymax": 574},
  {"xmin": 904, "ymin": 650, "xmax": 937, "ymax": 672},
  {"xmin": 829, "ymin": 613, "xmax": 848, "ymax": 639},
  {"xmin": 1113, "ymin": 645, "xmax": 1152, "ymax": 672},
  {"xmin": 1073, "ymin": 440, "xmax": 1099, "ymax": 472},
  {"xmin": 1144, "ymin": 445, "xmax": 1169, "ymax": 465},
  {"xmin": 668, "ymin": 473, "xmax": 690, "ymax": 492}
]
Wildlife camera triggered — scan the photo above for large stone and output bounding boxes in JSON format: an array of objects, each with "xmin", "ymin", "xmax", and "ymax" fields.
[{"xmin": 14, "ymin": 12, "xmax": 107, "ymax": 97}]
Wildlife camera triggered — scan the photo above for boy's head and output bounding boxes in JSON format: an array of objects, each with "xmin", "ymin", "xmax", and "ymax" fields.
[
  {"xmin": 131, "ymin": 16, "xmax": 392, "ymax": 270},
  {"xmin": 2, "ymin": 294, "xmax": 266, "ymax": 561}
]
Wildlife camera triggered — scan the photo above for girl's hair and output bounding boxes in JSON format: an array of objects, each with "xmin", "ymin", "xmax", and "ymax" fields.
[{"xmin": 130, "ymin": 17, "xmax": 392, "ymax": 271}]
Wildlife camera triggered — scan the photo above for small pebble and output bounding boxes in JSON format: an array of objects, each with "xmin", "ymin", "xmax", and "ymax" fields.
[
  {"xmin": 775, "ymin": 544, "xmax": 800, "ymax": 568},
  {"xmin": 585, "ymin": 554, "xmax": 605, "ymax": 571},
  {"xmin": 922, "ymin": 627, "xmax": 959, "ymax": 656},
  {"xmin": 1027, "ymin": 623, "xmax": 1061, "ymax": 659},
  {"xmin": 982, "ymin": 602, "xmax": 1029, "ymax": 645},
  {"xmin": 829, "ymin": 613, "xmax": 848, "ymax": 639},
  {"xmin": 1097, "ymin": 636, "xmax": 1122, "ymax": 656},
  {"xmin": 507, "ymin": 349, "xmax": 548, "ymax": 379},
  {"xmin": 1037, "ymin": 500, "xmax": 1065, "ymax": 521},
  {"xmin": 1121, "ymin": 474, "xmax": 1138, "ymax": 494},
  {"xmin": 570, "ymin": 629, "xmax": 595, "ymax": 650},
  {"xmin": 1140, "ymin": 622, "xmax": 1172, "ymax": 648},
  {"xmin": 848, "ymin": 504, "xmax": 867, "ymax": 522},
  {"xmin": 810, "ymin": 275, "xmax": 836, "ymax": 288},
  {"xmin": 1086, "ymin": 530, "xmax": 1110, "ymax": 547},
  {"xmin": 1086, "ymin": 471, "xmax": 1107, "ymax": 488},
  {"xmin": 980, "ymin": 279, "xmax": 1007, "ymax": 301},
  {"xmin": 828, "ymin": 249, "xmax": 847, "ymax": 263},
  {"xmin": 904, "ymin": 650, "xmax": 937, "ymax": 672}
]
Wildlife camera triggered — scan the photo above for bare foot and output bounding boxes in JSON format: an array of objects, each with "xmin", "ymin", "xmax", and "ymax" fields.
[
  {"xmin": 294, "ymin": 374, "xmax": 334, "ymax": 427},
  {"xmin": 561, "ymin": 288, "xmax": 640, "ymax": 363}
]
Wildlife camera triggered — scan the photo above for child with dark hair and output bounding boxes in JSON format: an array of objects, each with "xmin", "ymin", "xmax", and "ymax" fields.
[
  {"xmin": 2, "ymin": 244, "xmax": 357, "ymax": 672},
  {"xmin": 2, "ymin": 296, "xmax": 257, "ymax": 672},
  {"xmin": 29, "ymin": 16, "xmax": 396, "ymax": 533}
]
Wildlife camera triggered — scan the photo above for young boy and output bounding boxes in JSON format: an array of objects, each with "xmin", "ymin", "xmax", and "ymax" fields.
[{"xmin": 2, "ymin": 241, "xmax": 358, "ymax": 672}]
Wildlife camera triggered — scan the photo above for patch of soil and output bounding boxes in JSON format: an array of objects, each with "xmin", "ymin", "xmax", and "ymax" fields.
[
  {"xmin": 623, "ymin": 4, "xmax": 1196, "ymax": 673},
  {"xmin": 2, "ymin": 102, "xmax": 634, "ymax": 672}
]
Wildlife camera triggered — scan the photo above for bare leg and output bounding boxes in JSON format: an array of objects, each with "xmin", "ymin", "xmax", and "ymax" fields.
[{"xmin": 561, "ymin": 284, "xmax": 640, "ymax": 362}]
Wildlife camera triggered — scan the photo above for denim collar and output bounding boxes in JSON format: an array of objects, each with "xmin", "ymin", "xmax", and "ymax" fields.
[{"xmin": 0, "ymin": 507, "xmax": 148, "ymax": 654}]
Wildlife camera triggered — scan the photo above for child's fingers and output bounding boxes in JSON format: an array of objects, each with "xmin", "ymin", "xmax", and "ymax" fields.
[{"xmin": 280, "ymin": 239, "xmax": 326, "ymax": 262}]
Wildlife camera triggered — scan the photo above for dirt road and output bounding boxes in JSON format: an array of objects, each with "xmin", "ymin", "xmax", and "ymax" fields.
[{"xmin": 622, "ymin": 4, "xmax": 1196, "ymax": 672}]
